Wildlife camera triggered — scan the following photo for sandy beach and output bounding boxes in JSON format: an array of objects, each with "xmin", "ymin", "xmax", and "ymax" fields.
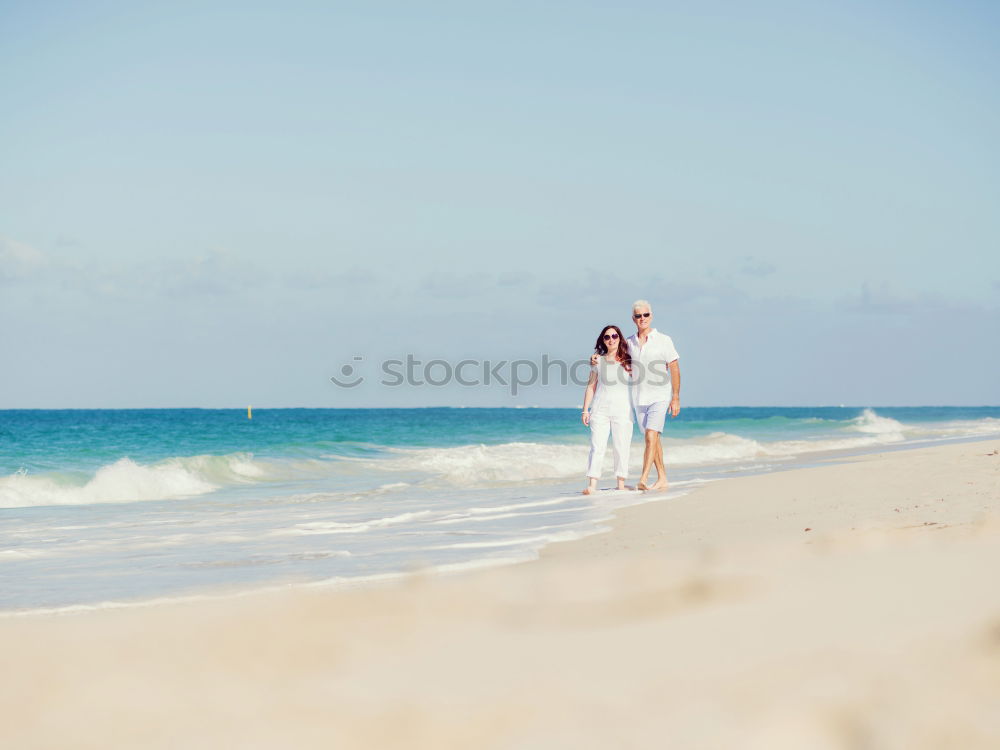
[{"xmin": 2, "ymin": 440, "xmax": 998, "ymax": 749}]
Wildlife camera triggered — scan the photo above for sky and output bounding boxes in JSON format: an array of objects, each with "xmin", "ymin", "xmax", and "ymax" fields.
[{"xmin": 1, "ymin": 0, "xmax": 998, "ymax": 408}]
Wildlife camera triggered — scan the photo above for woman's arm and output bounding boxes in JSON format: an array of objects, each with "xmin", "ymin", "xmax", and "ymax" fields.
[{"xmin": 582, "ymin": 370, "xmax": 598, "ymax": 425}]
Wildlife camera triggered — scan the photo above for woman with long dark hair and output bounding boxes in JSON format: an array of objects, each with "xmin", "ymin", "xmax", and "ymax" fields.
[{"xmin": 581, "ymin": 324, "xmax": 634, "ymax": 494}]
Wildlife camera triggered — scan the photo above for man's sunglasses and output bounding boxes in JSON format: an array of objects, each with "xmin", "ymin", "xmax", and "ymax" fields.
[
  {"xmin": 633, "ymin": 312, "xmax": 651, "ymax": 319},
  {"xmin": 603, "ymin": 333, "xmax": 619, "ymax": 341}
]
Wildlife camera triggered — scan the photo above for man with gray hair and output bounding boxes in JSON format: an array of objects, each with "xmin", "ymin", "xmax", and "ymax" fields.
[{"xmin": 592, "ymin": 299, "xmax": 681, "ymax": 490}]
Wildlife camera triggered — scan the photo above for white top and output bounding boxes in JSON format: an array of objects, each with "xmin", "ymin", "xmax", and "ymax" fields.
[
  {"xmin": 626, "ymin": 328, "xmax": 679, "ymax": 406},
  {"xmin": 590, "ymin": 357, "xmax": 633, "ymax": 418}
]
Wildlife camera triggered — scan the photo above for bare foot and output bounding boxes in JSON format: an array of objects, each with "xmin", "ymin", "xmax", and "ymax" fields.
[
  {"xmin": 582, "ymin": 486, "xmax": 594, "ymax": 495},
  {"xmin": 648, "ymin": 480, "xmax": 668, "ymax": 492},
  {"xmin": 637, "ymin": 481, "xmax": 649, "ymax": 491},
  {"xmin": 619, "ymin": 484, "xmax": 635, "ymax": 491}
]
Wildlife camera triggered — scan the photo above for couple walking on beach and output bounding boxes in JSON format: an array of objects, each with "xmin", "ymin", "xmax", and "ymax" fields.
[{"xmin": 582, "ymin": 299, "xmax": 680, "ymax": 495}]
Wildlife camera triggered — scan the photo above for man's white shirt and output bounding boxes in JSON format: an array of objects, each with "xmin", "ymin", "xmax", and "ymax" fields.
[{"xmin": 626, "ymin": 328, "xmax": 680, "ymax": 406}]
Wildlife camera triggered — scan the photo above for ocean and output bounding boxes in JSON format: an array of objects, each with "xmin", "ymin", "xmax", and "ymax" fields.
[{"xmin": 2, "ymin": 406, "xmax": 998, "ymax": 614}]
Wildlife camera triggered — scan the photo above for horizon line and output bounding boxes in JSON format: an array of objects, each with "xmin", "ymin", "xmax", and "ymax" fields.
[{"xmin": 2, "ymin": 404, "xmax": 998, "ymax": 411}]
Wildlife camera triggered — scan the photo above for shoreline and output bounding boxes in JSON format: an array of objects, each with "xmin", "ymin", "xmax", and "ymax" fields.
[
  {"xmin": 2, "ymin": 433, "xmax": 997, "ymax": 619},
  {"xmin": 1, "ymin": 439, "xmax": 998, "ymax": 748},
  {"xmin": 542, "ymin": 433, "xmax": 1000, "ymax": 561}
]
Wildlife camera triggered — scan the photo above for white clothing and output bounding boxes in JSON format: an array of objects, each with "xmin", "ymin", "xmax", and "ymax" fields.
[
  {"xmin": 587, "ymin": 413, "xmax": 632, "ymax": 479},
  {"xmin": 589, "ymin": 357, "xmax": 633, "ymax": 417},
  {"xmin": 626, "ymin": 328, "xmax": 679, "ymax": 407},
  {"xmin": 635, "ymin": 401, "xmax": 668, "ymax": 433}
]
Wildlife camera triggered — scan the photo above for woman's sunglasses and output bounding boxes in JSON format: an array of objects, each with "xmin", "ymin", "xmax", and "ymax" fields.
[
  {"xmin": 633, "ymin": 312, "xmax": 651, "ymax": 319},
  {"xmin": 603, "ymin": 333, "xmax": 619, "ymax": 341}
]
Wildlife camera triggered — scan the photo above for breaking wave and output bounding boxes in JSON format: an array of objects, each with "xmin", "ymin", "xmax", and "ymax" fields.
[
  {"xmin": 847, "ymin": 408, "xmax": 907, "ymax": 436},
  {"xmin": 372, "ymin": 442, "xmax": 587, "ymax": 483},
  {"xmin": 371, "ymin": 429, "xmax": 909, "ymax": 485},
  {"xmin": 0, "ymin": 453, "xmax": 268, "ymax": 509}
]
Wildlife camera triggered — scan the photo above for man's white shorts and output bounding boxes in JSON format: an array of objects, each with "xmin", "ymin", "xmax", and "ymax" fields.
[{"xmin": 635, "ymin": 401, "xmax": 668, "ymax": 433}]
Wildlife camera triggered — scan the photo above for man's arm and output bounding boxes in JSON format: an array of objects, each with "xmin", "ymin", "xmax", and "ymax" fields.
[{"xmin": 668, "ymin": 360, "xmax": 681, "ymax": 417}]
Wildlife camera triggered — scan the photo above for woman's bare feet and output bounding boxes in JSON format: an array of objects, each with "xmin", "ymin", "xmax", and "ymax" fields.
[
  {"xmin": 648, "ymin": 480, "xmax": 668, "ymax": 492},
  {"xmin": 637, "ymin": 480, "xmax": 649, "ymax": 491}
]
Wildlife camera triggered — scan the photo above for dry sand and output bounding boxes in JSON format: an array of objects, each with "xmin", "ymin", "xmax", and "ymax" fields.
[{"xmin": 2, "ymin": 440, "xmax": 998, "ymax": 749}]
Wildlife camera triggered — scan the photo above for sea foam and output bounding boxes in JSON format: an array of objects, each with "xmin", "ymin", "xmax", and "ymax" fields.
[
  {"xmin": 848, "ymin": 408, "xmax": 907, "ymax": 436},
  {"xmin": 376, "ymin": 442, "xmax": 588, "ymax": 483},
  {"xmin": 0, "ymin": 453, "xmax": 267, "ymax": 509}
]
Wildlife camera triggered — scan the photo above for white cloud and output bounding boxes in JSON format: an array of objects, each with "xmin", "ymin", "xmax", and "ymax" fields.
[
  {"xmin": 0, "ymin": 236, "xmax": 49, "ymax": 283},
  {"xmin": 144, "ymin": 249, "xmax": 264, "ymax": 298},
  {"xmin": 739, "ymin": 256, "xmax": 776, "ymax": 277},
  {"xmin": 838, "ymin": 281, "xmax": 982, "ymax": 315},
  {"xmin": 284, "ymin": 266, "xmax": 377, "ymax": 291}
]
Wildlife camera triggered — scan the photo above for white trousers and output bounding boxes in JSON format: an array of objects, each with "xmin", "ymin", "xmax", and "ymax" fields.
[{"xmin": 586, "ymin": 412, "xmax": 632, "ymax": 479}]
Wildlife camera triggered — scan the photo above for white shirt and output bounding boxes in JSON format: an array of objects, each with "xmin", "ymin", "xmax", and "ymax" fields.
[
  {"xmin": 627, "ymin": 328, "xmax": 679, "ymax": 406},
  {"xmin": 590, "ymin": 357, "xmax": 633, "ymax": 418}
]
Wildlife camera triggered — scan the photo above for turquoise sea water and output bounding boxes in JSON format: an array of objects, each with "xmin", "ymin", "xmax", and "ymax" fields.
[{"xmin": 2, "ymin": 407, "xmax": 999, "ymax": 613}]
